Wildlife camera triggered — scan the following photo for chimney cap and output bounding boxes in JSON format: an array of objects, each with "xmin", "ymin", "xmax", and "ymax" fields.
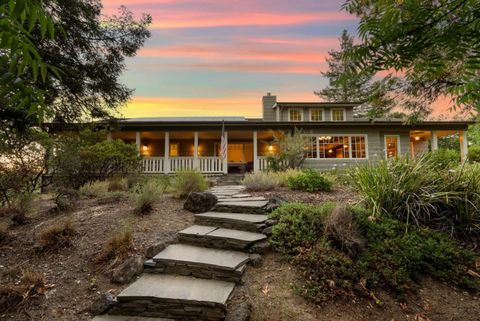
[{"xmin": 266, "ymin": 92, "xmax": 271, "ymax": 96}]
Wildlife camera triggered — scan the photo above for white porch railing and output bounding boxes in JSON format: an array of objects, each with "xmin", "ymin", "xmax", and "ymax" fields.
[
  {"xmin": 170, "ymin": 157, "xmax": 194, "ymax": 172},
  {"xmin": 143, "ymin": 157, "xmax": 164, "ymax": 173},
  {"xmin": 258, "ymin": 156, "xmax": 270, "ymax": 171},
  {"xmin": 199, "ymin": 157, "xmax": 223, "ymax": 173}
]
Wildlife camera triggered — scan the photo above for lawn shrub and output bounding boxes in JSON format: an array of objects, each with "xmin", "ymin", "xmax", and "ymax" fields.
[
  {"xmin": 425, "ymin": 149, "xmax": 460, "ymax": 169},
  {"xmin": 242, "ymin": 172, "xmax": 279, "ymax": 191},
  {"xmin": 79, "ymin": 181, "xmax": 109, "ymax": 198},
  {"xmin": 96, "ymin": 223, "xmax": 134, "ymax": 264},
  {"xmin": 275, "ymin": 168, "xmax": 303, "ymax": 187},
  {"xmin": 132, "ymin": 179, "xmax": 165, "ymax": 215},
  {"xmin": 323, "ymin": 205, "xmax": 363, "ymax": 256},
  {"xmin": 37, "ymin": 220, "xmax": 76, "ymax": 251},
  {"xmin": 468, "ymin": 145, "xmax": 480, "ymax": 163},
  {"xmin": 269, "ymin": 202, "xmax": 335, "ymax": 255},
  {"xmin": 348, "ymin": 155, "xmax": 480, "ymax": 238},
  {"xmin": 173, "ymin": 170, "xmax": 208, "ymax": 198},
  {"xmin": 0, "ymin": 271, "xmax": 47, "ymax": 313},
  {"xmin": 287, "ymin": 169, "xmax": 332, "ymax": 192}
]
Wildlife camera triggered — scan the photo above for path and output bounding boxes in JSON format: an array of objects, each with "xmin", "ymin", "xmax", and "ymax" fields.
[{"xmin": 93, "ymin": 185, "xmax": 270, "ymax": 321}]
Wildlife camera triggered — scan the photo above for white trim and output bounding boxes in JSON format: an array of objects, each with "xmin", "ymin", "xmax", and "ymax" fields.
[
  {"xmin": 431, "ymin": 131, "xmax": 438, "ymax": 151},
  {"xmin": 164, "ymin": 132, "xmax": 170, "ymax": 173},
  {"xmin": 309, "ymin": 108, "xmax": 325, "ymax": 122},
  {"xmin": 288, "ymin": 108, "xmax": 303, "ymax": 121},
  {"xmin": 253, "ymin": 131, "xmax": 259, "ymax": 172},
  {"xmin": 302, "ymin": 134, "xmax": 369, "ymax": 160},
  {"xmin": 330, "ymin": 108, "xmax": 346, "ymax": 121},
  {"xmin": 135, "ymin": 132, "xmax": 141, "ymax": 153},
  {"xmin": 460, "ymin": 130, "xmax": 468, "ymax": 162},
  {"xmin": 384, "ymin": 135, "xmax": 401, "ymax": 159},
  {"xmin": 193, "ymin": 131, "xmax": 199, "ymax": 169}
]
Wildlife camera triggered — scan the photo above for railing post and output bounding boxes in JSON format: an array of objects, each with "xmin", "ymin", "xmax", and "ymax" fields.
[
  {"xmin": 164, "ymin": 132, "xmax": 170, "ymax": 174},
  {"xmin": 460, "ymin": 130, "xmax": 468, "ymax": 162},
  {"xmin": 253, "ymin": 131, "xmax": 259, "ymax": 172},
  {"xmin": 193, "ymin": 131, "xmax": 199, "ymax": 170},
  {"xmin": 431, "ymin": 131, "xmax": 438, "ymax": 151},
  {"xmin": 223, "ymin": 131, "xmax": 228, "ymax": 174}
]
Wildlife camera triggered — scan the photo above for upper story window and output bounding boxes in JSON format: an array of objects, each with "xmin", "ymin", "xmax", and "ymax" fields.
[
  {"xmin": 331, "ymin": 108, "xmax": 346, "ymax": 121},
  {"xmin": 310, "ymin": 109, "xmax": 324, "ymax": 121},
  {"xmin": 288, "ymin": 108, "xmax": 303, "ymax": 121}
]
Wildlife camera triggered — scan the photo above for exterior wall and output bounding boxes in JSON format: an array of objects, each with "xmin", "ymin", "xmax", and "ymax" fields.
[{"xmin": 262, "ymin": 94, "xmax": 277, "ymax": 121}]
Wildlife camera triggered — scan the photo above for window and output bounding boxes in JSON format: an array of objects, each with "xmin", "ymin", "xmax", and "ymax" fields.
[
  {"xmin": 303, "ymin": 135, "xmax": 367, "ymax": 159},
  {"xmin": 170, "ymin": 143, "xmax": 179, "ymax": 157},
  {"xmin": 310, "ymin": 109, "xmax": 324, "ymax": 121},
  {"xmin": 288, "ymin": 108, "xmax": 303, "ymax": 121},
  {"xmin": 331, "ymin": 108, "xmax": 346, "ymax": 121},
  {"xmin": 385, "ymin": 135, "xmax": 400, "ymax": 158}
]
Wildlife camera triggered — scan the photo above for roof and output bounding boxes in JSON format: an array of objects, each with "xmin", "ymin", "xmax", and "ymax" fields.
[
  {"xmin": 273, "ymin": 102, "xmax": 361, "ymax": 109},
  {"xmin": 121, "ymin": 116, "xmax": 247, "ymax": 123}
]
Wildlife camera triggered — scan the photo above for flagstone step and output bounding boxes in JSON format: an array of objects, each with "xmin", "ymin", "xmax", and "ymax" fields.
[
  {"xmin": 93, "ymin": 316, "xmax": 174, "ymax": 321},
  {"xmin": 213, "ymin": 200, "xmax": 269, "ymax": 214},
  {"xmin": 178, "ymin": 225, "xmax": 267, "ymax": 251},
  {"xmin": 216, "ymin": 196, "xmax": 266, "ymax": 202},
  {"xmin": 112, "ymin": 274, "xmax": 235, "ymax": 321},
  {"xmin": 195, "ymin": 212, "xmax": 268, "ymax": 232},
  {"xmin": 143, "ymin": 244, "xmax": 249, "ymax": 282}
]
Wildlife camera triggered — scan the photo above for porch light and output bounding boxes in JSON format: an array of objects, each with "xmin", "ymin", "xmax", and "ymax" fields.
[
  {"xmin": 328, "ymin": 149, "xmax": 333, "ymax": 153},
  {"xmin": 268, "ymin": 145, "xmax": 274, "ymax": 152},
  {"xmin": 142, "ymin": 144, "xmax": 148, "ymax": 151},
  {"xmin": 414, "ymin": 136, "xmax": 421, "ymax": 141}
]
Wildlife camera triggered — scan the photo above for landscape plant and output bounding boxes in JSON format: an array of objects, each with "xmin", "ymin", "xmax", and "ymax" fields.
[
  {"xmin": 287, "ymin": 169, "xmax": 333, "ymax": 193},
  {"xmin": 468, "ymin": 146, "xmax": 480, "ymax": 163},
  {"xmin": 96, "ymin": 222, "xmax": 134, "ymax": 265},
  {"xmin": 37, "ymin": 220, "xmax": 76, "ymax": 251},
  {"xmin": 132, "ymin": 179, "xmax": 165, "ymax": 215},
  {"xmin": 242, "ymin": 172, "xmax": 279, "ymax": 191},
  {"xmin": 173, "ymin": 170, "xmax": 207, "ymax": 198},
  {"xmin": 424, "ymin": 149, "xmax": 460, "ymax": 169}
]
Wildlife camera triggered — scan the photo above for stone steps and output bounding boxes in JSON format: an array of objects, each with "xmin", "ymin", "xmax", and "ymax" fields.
[
  {"xmin": 178, "ymin": 225, "xmax": 267, "ymax": 251},
  {"xmin": 111, "ymin": 274, "xmax": 235, "ymax": 321},
  {"xmin": 213, "ymin": 200, "xmax": 269, "ymax": 214},
  {"xmin": 195, "ymin": 212, "xmax": 268, "ymax": 232},
  {"xmin": 93, "ymin": 316, "xmax": 174, "ymax": 321},
  {"xmin": 144, "ymin": 244, "xmax": 249, "ymax": 282}
]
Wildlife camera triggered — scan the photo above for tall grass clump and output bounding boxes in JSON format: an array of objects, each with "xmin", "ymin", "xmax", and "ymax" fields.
[
  {"xmin": 37, "ymin": 220, "xmax": 76, "ymax": 251},
  {"xmin": 424, "ymin": 149, "xmax": 460, "ymax": 169},
  {"xmin": 79, "ymin": 181, "xmax": 109, "ymax": 198},
  {"xmin": 96, "ymin": 222, "xmax": 134, "ymax": 264},
  {"xmin": 274, "ymin": 168, "xmax": 303, "ymax": 187},
  {"xmin": 173, "ymin": 170, "xmax": 207, "ymax": 198},
  {"xmin": 131, "ymin": 179, "xmax": 166, "ymax": 215},
  {"xmin": 242, "ymin": 171, "xmax": 279, "ymax": 191},
  {"xmin": 348, "ymin": 155, "xmax": 480, "ymax": 238}
]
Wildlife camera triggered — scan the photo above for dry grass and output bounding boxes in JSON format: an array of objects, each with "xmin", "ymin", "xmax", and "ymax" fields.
[
  {"xmin": 107, "ymin": 178, "xmax": 128, "ymax": 192},
  {"xmin": 79, "ymin": 181, "xmax": 109, "ymax": 198},
  {"xmin": 323, "ymin": 205, "xmax": 363, "ymax": 256},
  {"xmin": 132, "ymin": 180, "xmax": 165, "ymax": 215},
  {"xmin": 37, "ymin": 220, "xmax": 76, "ymax": 251},
  {"xmin": 0, "ymin": 271, "xmax": 47, "ymax": 313},
  {"xmin": 0, "ymin": 222, "xmax": 8, "ymax": 242},
  {"xmin": 242, "ymin": 172, "xmax": 279, "ymax": 191},
  {"xmin": 96, "ymin": 223, "xmax": 134, "ymax": 265}
]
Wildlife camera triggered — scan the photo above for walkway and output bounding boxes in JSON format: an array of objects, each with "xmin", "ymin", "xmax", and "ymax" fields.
[{"xmin": 93, "ymin": 185, "xmax": 270, "ymax": 321}]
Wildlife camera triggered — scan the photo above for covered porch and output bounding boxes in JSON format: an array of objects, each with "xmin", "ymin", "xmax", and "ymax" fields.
[
  {"xmin": 110, "ymin": 130, "xmax": 279, "ymax": 174},
  {"xmin": 409, "ymin": 129, "xmax": 468, "ymax": 161}
]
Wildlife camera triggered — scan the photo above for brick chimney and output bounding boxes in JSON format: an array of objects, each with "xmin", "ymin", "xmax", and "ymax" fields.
[{"xmin": 262, "ymin": 92, "xmax": 277, "ymax": 121}]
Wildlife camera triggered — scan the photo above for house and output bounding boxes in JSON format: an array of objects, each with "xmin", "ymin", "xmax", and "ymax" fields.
[{"xmin": 108, "ymin": 93, "xmax": 472, "ymax": 174}]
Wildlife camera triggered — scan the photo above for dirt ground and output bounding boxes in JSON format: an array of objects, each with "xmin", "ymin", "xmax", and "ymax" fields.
[{"xmin": 1, "ymin": 188, "xmax": 479, "ymax": 321}]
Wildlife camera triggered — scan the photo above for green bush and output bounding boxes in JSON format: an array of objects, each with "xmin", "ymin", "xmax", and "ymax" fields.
[
  {"xmin": 173, "ymin": 170, "xmax": 208, "ymax": 198},
  {"xmin": 274, "ymin": 168, "xmax": 303, "ymax": 187},
  {"xmin": 348, "ymin": 155, "xmax": 480, "ymax": 238},
  {"xmin": 269, "ymin": 202, "xmax": 335, "ymax": 255},
  {"xmin": 132, "ymin": 179, "xmax": 165, "ymax": 215},
  {"xmin": 287, "ymin": 169, "xmax": 332, "ymax": 192},
  {"xmin": 79, "ymin": 181, "xmax": 109, "ymax": 198},
  {"xmin": 468, "ymin": 145, "xmax": 480, "ymax": 163},
  {"xmin": 242, "ymin": 172, "xmax": 279, "ymax": 191},
  {"xmin": 425, "ymin": 149, "xmax": 460, "ymax": 169}
]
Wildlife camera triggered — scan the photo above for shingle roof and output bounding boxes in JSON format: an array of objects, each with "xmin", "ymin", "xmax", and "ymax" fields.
[
  {"xmin": 274, "ymin": 102, "xmax": 361, "ymax": 108},
  {"xmin": 121, "ymin": 116, "xmax": 247, "ymax": 123}
]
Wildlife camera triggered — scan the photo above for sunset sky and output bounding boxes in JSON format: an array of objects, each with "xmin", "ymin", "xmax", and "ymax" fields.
[{"xmin": 102, "ymin": 0, "xmax": 454, "ymax": 119}]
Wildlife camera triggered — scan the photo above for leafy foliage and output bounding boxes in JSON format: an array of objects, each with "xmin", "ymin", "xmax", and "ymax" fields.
[
  {"xmin": 272, "ymin": 130, "xmax": 305, "ymax": 169},
  {"xmin": 424, "ymin": 149, "xmax": 460, "ymax": 169},
  {"xmin": 269, "ymin": 202, "xmax": 335, "ymax": 255},
  {"xmin": 287, "ymin": 169, "xmax": 332, "ymax": 193},
  {"xmin": 172, "ymin": 170, "xmax": 207, "ymax": 198},
  {"xmin": 468, "ymin": 146, "xmax": 480, "ymax": 163},
  {"xmin": 343, "ymin": 0, "xmax": 480, "ymax": 116},
  {"xmin": 315, "ymin": 30, "xmax": 401, "ymax": 119}
]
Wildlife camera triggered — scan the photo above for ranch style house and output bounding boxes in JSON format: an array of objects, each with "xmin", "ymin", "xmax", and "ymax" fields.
[{"xmin": 106, "ymin": 93, "xmax": 472, "ymax": 174}]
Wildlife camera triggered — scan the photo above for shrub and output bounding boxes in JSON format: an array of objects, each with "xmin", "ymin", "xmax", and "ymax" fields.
[
  {"xmin": 132, "ymin": 179, "xmax": 164, "ymax": 215},
  {"xmin": 242, "ymin": 172, "xmax": 279, "ymax": 191},
  {"xmin": 96, "ymin": 223, "xmax": 134, "ymax": 264},
  {"xmin": 468, "ymin": 145, "xmax": 480, "ymax": 163},
  {"xmin": 10, "ymin": 192, "xmax": 34, "ymax": 225},
  {"xmin": 173, "ymin": 170, "xmax": 207, "ymax": 198},
  {"xmin": 37, "ymin": 220, "xmax": 76, "ymax": 251},
  {"xmin": 0, "ymin": 271, "xmax": 47, "ymax": 313},
  {"xmin": 97, "ymin": 191, "xmax": 127, "ymax": 205},
  {"xmin": 54, "ymin": 191, "xmax": 76, "ymax": 212},
  {"xmin": 323, "ymin": 206, "xmax": 363, "ymax": 256},
  {"xmin": 79, "ymin": 181, "xmax": 109, "ymax": 198},
  {"xmin": 107, "ymin": 178, "xmax": 128, "ymax": 192},
  {"xmin": 287, "ymin": 169, "xmax": 332, "ymax": 192},
  {"xmin": 269, "ymin": 202, "xmax": 335, "ymax": 255},
  {"xmin": 274, "ymin": 168, "xmax": 303, "ymax": 187},
  {"xmin": 425, "ymin": 149, "xmax": 460, "ymax": 169}
]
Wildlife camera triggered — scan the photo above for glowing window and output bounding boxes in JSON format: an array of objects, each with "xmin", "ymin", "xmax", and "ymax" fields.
[
  {"xmin": 170, "ymin": 143, "xmax": 179, "ymax": 157},
  {"xmin": 385, "ymin": 135, "xmax": 399, "ymax": 158},
  {"xmin": 310, "ymin": 109, "xmax": 324, "ymax": 121},
  {"xmin": 288, "ymin": 108, "xmax": 303, "ymax": 121},
  {"xmin": 331, "ymin": 108, "xmax": 345, "ymax": 121}
]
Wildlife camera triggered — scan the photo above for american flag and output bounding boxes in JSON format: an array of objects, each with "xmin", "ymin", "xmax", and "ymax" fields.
[{"xmin": 220, "ymin": 121, "xmax": 227, "ymax": 160}]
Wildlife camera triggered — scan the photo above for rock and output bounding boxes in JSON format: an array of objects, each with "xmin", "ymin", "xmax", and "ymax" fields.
[
  {"xmin": 145, "ymin": 241, "xmax": 168, "ymax": 259},
  {"xmin": 262, "ymin": 226, "xmax": 273, "ymax": 236},
  {"xmin": 183, "ymin": 192, "xmax": 218, "ymax": 213},
  {"xmin": 265, "ymin": 219, "xmax": 277, "ymax": 226},
  {"xmin": 249, "ymin": 254, "xmax": 262, "ymax": 267},
  {"xmin": 89, "ymin": 292, "xmax": 115, "ymax": 315},
  {"xmin": 264, "ymin": 195, "xmax": 287, "ymax": 212},
  {"xmin": 249, "ymin": 240, "xmax": 271, "ymax": 254},
  {"xmin": 225, "ymin": 301, "xmax": 252, "ymax": 321},
  {"xmin": 111, "ymin": 255, "xmax": 144, "ymax": 284}
]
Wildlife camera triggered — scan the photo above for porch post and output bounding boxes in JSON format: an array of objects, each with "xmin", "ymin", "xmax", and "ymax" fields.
[
  {"xmin": 253, "ymin": 131, "xmax": 259, "ymax": 172},
  {"xmin": 107, "ymin": 132, "xmax": 112, "ymax": 141},
  {"xmin": 431, "ymin": 131, "xmax": 438, "ymax": 151},
  {"xmin": 193, "ymin": 131, "xmax": 199, "ymax": 170},
  {"xmin": 164, "ymin": 132, "xmax": 170, "ymax": 173},
  {"xmin": 460, "ymin": 130, "xmax": 468, "ymax": 162},
  {"xmin": 223, "ymin": 131, "xmax": 228, "ymax": 174},
  {"xmin": 135, "ymin": 132, "xmax": 141, "ymax": 153}
]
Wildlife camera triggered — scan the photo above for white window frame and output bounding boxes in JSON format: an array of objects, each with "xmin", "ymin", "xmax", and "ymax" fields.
[
  {"xmin": 309, "ymin": 108, "xmax": 324, "ymax": 122},
  {"xmin": 384, "ymin": 135, "xmax": 401, "ymax": 159},
  {"xmin": 288, "ymin": 108, "xmax": 303, "ymax": 121},
  {"xmin": 302, "ymin": 134, "xmax": 369, "ymax": 160},
  {"xmin": 330, "ymin": 108, "xmax": 346, "ymax": 121}
]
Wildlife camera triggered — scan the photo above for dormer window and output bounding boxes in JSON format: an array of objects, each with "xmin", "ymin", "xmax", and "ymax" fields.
[
  {"xmin": 331, "ymin": 108, "xmax": 346, "ymax": 121},
  {"xmin": 288, "ymin": 108, "xmax": 303, "ymax": 121},
  {"xmin": 310, "ymin": 109, "xmax": 324, "ymax": 121}
]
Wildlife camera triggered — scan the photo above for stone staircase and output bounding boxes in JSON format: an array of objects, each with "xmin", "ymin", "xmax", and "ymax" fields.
[{"xmin": 93, "ymin": 185, "xmax": 269, "ymax": 321}]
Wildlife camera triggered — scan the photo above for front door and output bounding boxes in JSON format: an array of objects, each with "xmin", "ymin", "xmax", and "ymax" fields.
[{"xmin": 227, "ymin": 143, "xmax": 253, "ymax": 173}]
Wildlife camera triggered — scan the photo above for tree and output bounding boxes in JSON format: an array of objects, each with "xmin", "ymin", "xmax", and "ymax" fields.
[
  {"xmin": 269, "ymin": 129, "xmax": 306, "ymax": 170},
  {"xmin": 343, "ymin": 0, "xmax": 480, "ymax": 117},
  {"xmin": 315, "ymin": 30, "xmax": 401, "ymax": 119}
]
